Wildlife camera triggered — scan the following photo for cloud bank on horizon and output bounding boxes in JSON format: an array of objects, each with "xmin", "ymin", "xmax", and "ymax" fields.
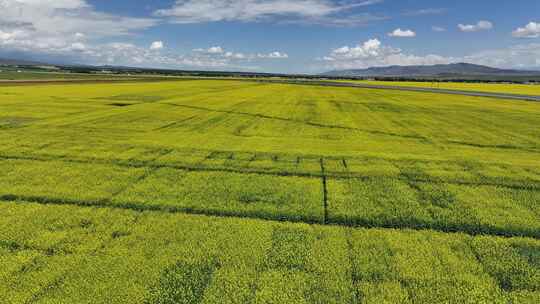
[{"xmin": 0, "ymin": 0, "xmax": 539, "ymax": 73}]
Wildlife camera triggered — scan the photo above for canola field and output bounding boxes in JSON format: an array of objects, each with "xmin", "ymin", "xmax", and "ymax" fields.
[
  {"xmin": 0, "ymin": 79, "xmax": 539, "ymax": 303},
  {"xmin": 339, "ymin": 80, "xmax": 540, "ymax": 96}
]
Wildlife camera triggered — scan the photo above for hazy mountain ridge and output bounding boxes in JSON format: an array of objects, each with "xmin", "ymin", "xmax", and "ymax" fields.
[
  {"xmin": 2, "ymin": 57, "xmax": 540, "ymax": 81},
  {"xmin": 322, "ymin": 63, "xmax": 540, "ymax": 77}
]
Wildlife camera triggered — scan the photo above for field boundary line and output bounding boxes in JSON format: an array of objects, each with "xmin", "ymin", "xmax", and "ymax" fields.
[
  {"xmin": 1, "ymin": 153, "xmax": 539, "ymax": 191},
  {"xmin": 320, "ymin": 158, "xmax": 329, "ymax": 224},
  {"xmin": 1, "ymin": 195, "xmax": 538, "ymax": 240}
]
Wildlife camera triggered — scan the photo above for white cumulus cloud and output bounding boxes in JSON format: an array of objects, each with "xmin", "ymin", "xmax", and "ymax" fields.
[
  {"xmin": 207, "ymin": 46, "xmax": 224, "ymax": 54},
  {"xmin": 194, "ymin": 46, "xmax": 225, "ymax": 54},
  {"xmin": 458, "ymin": 20, "xmax": 493, "ymax": 32},
  {"xmin": 320, "ymin": 38, "xmax": 540, "ymax": 71},
  {"xmin": 512, "ymin": 22, "xmax": 540, "ymax": 38},
  {"xmin": 258, "ymin": 51, "xmax": 289, "ymax": 59},
  {"xmin": 150, "ymin": 41, "xmax": 164, "ymax": 50},
  {"xmin": 388, "ymin": 28, "xmax": 416, "ymax": 38},
  {"xmin": 321, "ymin": 38, "xmax": 453, "ymax": 69},
  {"xmin": 462, "ymin": 43, "xmax": 540, "ymax": 68},
  {"xmin": 0, "ymin": 0, "xmax": 157, "ymax": 55},
  {"xmin": 224, "ymin": 51, "xmax": 246, "ymax": 59},
  {"xmin": 70, "ymin": 42, "xmax": 86, "ymax": 51},
  {"xmin": 49, "ymin": 43, "xmax": 289, "ymax": 69}
]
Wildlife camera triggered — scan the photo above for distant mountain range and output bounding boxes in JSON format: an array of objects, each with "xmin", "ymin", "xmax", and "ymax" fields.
[
  {"xmin": 2, "ymin": 56, "xmax": 540, "ymax": 81},
  {"xmin": 321, "ymin": 63, "xmax": 540, "ymax": 78}
]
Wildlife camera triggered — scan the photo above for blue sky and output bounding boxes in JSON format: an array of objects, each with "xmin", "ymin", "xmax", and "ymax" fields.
[{"xmin": 1, "ymin": 0, "xmax": 539, "ymax": 73}]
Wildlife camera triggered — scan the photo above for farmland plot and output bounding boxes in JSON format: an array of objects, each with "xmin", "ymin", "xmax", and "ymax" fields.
[
  {"xmin": 339, "ymin": 80, "xmax": 540, "ymax": 96},
  {"xmin": 0, "ymin": 79, "xmax": 539, "ymax": 302},
  {"xmin": 1, "ymin": 202, "xmax": 539, "ymax": 303}
]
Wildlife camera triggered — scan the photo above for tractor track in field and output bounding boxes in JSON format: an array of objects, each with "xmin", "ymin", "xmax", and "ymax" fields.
[
  {"xmin": 1, "ymin": 194, "xmax": 538, "ymax": 240},
  {"xmin": 160, "ymin": 102, "xmax": 428, "ymax": 141},
  {"xmin": 345, "ymin": 230, "xmax": 360, "ymax": 304},
  {"xmin": 252, "ymin": 80, "xmax": 540, "ymax": 102}
]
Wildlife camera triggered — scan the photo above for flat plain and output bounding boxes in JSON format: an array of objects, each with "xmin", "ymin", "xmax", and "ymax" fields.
[
  {"xmin": 338, "ymin": 80, "xmax": 540, "ymax": 96},
  {"xmin": 1, "ymin": 79, "xmax": 539, "ymax": 303}
]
